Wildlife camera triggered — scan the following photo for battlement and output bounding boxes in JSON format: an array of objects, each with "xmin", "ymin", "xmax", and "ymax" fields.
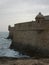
[
  {"xmin": 8, "ymin": 12, "xmax": 49, "ymax": 50},
  {"xmin": 8, "ymin": 12, "xmax": 49, "ymax": 31}
]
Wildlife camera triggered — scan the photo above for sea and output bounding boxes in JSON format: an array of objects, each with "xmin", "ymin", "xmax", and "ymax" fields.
[{"xmin": 0, "ymin": 32, "xmax": 29, "ymax": 58}]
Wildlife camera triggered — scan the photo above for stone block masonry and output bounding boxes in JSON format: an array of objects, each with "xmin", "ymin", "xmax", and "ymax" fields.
[{"xmin": 8, "ymin": 12, "xmax": 49, "ymax": 57}]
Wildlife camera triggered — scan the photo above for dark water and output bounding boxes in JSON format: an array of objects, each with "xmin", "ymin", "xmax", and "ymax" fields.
[{"xmin": 0, "ymin": 32, "xmax": 29, "ymax": 58}]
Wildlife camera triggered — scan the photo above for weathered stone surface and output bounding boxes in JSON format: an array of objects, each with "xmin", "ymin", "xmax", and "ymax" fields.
[{"xmin": 8, "ymin": 12, "xmax": 49, "ymax": 57}]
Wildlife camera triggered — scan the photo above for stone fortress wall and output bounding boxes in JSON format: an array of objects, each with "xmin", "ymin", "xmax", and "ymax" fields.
[
  {"xmin": 8, "ymin": 12, "xmax": 49, "ymax": 50},
  {"xmin": 8, "ymin": 26, "xmax": 14, "ymax": 39}
]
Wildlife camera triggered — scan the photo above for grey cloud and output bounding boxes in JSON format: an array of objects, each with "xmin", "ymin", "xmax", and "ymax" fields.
[
  {"xmin": 28, "ymin": 0, "xmax": 49, "ymax": 5},
  {"xmin": 0, "ymin": 0, "xmax": 49, "ymax": 31}
]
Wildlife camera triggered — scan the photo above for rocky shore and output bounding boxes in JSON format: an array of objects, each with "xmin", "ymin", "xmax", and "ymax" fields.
[
  {"xmin": 0, "ymin": 57, "xmax": 49, "ymax": 65},
  {"xmin": 10, "ymin": 41, "xmax": 49, "ymax": 58}
]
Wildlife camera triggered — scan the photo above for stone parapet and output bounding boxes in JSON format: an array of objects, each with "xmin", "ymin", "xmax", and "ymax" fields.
[{"xmin": 8, "ymin": 12, "xmax": 49, "ymax": 57}]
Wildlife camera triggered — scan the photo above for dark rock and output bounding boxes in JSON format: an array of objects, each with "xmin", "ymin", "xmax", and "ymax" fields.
[{"xmin": 10, "ymin": 41, "xmax": 49, "ymax": 58}]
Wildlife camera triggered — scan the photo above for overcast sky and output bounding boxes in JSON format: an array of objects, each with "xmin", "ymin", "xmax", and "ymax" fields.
[{"xmin": 0, "ymin": 0, "xmax": 49, "ymax": 32}]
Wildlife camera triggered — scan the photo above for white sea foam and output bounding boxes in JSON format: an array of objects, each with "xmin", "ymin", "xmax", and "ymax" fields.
[{"xmin": 0, "ymin": 32, "xmax": 29, "ymax": 58}]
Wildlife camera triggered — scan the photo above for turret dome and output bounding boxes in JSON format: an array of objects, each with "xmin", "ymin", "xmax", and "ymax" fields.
[{"xmin": 35, "ymin": 12, "xmax": 44, "ymax": 19}]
